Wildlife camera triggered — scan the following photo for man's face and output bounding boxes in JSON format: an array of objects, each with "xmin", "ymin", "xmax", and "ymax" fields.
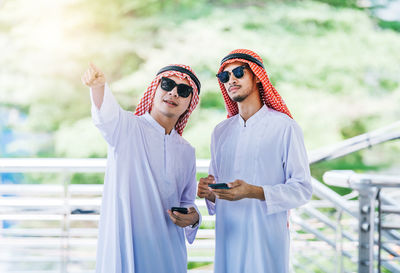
[
  {"xmin": 151, "ymin": 75, "xmax": 193, "ymax": 120},
  {"xmin": 222, "ymin": 61, "xmax": 259, "ymax": 103}
]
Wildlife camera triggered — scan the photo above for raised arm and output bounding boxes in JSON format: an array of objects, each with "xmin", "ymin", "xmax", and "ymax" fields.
[{"xmin": 81, "ymin": 63, "xmax": 131, "ymax": 147}]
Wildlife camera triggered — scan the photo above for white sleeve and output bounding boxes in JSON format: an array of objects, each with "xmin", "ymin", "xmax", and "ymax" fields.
[
  {"xmin": 261, "ymin": 122, "xmax": 313, "ymax": 215},
  {"xmin": 90, "ymin": 83, "xmax": 129, "ymax": 147},
  {"xmin": 180, "ymin": 152, "xmax": 201, "ymax": 244},
  {"xmin": 205, "ymin": 130, "xmax": 218, "ymax": 215}
]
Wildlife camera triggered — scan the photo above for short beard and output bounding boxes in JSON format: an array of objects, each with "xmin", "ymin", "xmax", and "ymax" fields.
[{"xmin": 232, "ymin": 94, "xmax": 248, "ymax": 102}]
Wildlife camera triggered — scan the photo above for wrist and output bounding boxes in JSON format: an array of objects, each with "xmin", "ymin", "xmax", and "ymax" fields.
[
  {"xmin": 206, "ymin": 193, "xmax": 216, "ymax": 203},
  {"xmin": 191, "ymin": 219, "xmax": 199, "ymax": 228},
  {"xmin": 191, "ymin": 214, "xmax": 199, "ymax": 228},
  {"xmin": 91, "ymin": 84, "xmax": 105, "ymax": 92},
  {"xmin": 249, "ymin": 185, "xmax": 265, "ymax": 200}
]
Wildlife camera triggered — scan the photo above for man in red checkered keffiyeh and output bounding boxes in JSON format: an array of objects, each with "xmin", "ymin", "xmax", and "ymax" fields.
[
  {"xmin": 197, "ymin": 49, "xmax": 312, "ymax": 273},
  {"xmin": 217, "ymin": 49, "xmax": 292, "ymax": 119},
  {"xmin": 134, "ymin": 64, "xmax": 201, "ymax": 135},
  {"xmin": 82, "ymin": 63, "xmax": 202, "ymax": 273}
]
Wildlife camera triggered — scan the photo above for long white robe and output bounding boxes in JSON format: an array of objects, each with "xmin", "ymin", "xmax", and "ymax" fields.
[
  {"xmin": 206, "ymin": 105, "xmax": 312, "ymax": 273},
  {"xmin": 91, "ymin": 85, "xmax": 200, "ymax": 273}
]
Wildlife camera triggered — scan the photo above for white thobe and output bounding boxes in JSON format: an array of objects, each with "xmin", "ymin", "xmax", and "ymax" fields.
[
  {"xmin": 91, "ymin": 85, "xmax": 200, "ymax": 273},
  {"xmin": 206, "ymin": 105, "xmax": 312, "ymax": 273}
]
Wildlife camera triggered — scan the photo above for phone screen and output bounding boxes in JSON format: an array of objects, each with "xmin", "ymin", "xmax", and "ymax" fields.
[
  {"xmin": 171, "ymin": 207, "xmax": 188, "ymax": 214},
  {"xmin": 208, "ymin": 183, "xmax": 230, "ymax": 189}
]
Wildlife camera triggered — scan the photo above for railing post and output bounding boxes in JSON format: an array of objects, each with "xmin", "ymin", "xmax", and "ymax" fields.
[
  {"xmin": 377, "ymin": 190, "xmax": 382, "ymax": 273},
  {"xmin": 61, "ymin": 173, "xmax": 71, "ymax": 273},
  {"xmin": 335, "ymin": 209, "xmax": 344, "ymax": 273},
  {"xmin": 357, "ymin": 180, "xmax": 377, "ymax": 273}
]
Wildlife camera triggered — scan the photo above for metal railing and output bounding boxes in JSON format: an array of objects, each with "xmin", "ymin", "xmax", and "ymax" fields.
[
  {"xmin": 291, "ymin": 121, "xmax": 400, "ymax": 273},
  {"xmin": 323, "ymin": 171, "xmax": 400, "ymax": 273},
  {"xmin": 0, "ymin": 161, "xmax": 363, "ymax": 273},
  {"xmin": 1, "ymin": 121, "xmax": 399, "ymax": 272},
  {"xmin": 0, "ymin": 159, "xmax": 213, "ymax": 273}
]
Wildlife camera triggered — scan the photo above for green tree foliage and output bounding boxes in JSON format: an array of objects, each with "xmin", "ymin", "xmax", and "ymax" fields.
[{"xmin": 1, "ymin": 0, "xmax": 399, "ymax": 172}]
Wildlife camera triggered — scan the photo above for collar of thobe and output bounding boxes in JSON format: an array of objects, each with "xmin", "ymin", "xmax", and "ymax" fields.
[
  {"xmin": 238, "ymin": 105, "xmax": 269, "ymax": 127},
  {"xmin": 143, "ymin": 112, "xmax": 178, "ymax": 136}
]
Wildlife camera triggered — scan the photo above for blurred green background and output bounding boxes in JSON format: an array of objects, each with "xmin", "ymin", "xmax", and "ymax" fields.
[{"xmin": 1, "ymin": 0, "xmax": 399, "ymax": 186}]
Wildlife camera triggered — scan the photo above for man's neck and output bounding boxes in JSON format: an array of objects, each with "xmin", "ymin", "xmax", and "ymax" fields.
[
  {"xmin": 237, "ymin": 91, "xmax": 263, "ymax": 122},
  {"xmin": 150, "ymin": 111, "xmax": 178, "ymax": 135}
]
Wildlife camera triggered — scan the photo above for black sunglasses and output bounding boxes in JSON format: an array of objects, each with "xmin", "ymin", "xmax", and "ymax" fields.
[
  {"xmin": 160, "ymin": 77, "xmax": 193, "ymax": 98},
  {"xmin": 216, "ymin": 65, "xmax": 248, "ymax": 83}
]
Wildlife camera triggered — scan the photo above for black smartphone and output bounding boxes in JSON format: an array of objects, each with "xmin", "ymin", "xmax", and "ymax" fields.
[
  {"xmin": 171, "ymin": 207, "xmax": 188, "ymax": 214},
  {"xmin": 208, "ymin": 183, "xmax": 230, "ymax": 189}
]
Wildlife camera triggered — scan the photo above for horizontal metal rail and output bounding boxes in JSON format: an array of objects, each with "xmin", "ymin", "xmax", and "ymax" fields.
[
  {"xmin": 309, "ymin": 121, "xmax": 400, "ymax": 164},
  {"xmin": 1, "ymin": 121, "xmax": 399, "ymax": 273},
  {"xmin": 323, "ymin": 170, "xmax": 400, "ymax": 273},
  {"xmin": 0, "ymin": 158, "xmax": 210, "ymax": 173}
]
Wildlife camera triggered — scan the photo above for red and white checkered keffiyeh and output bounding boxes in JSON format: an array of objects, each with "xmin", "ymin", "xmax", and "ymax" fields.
[
  {"xmin": 217, "ymin": 49, "xmax": 292, "ymax": 119},
  {"xmin": 134, "ymin": 64, "xmax": 200, "ymax": 135}
]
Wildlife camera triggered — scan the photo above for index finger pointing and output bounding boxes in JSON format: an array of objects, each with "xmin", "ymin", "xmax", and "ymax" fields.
[{"xmin": 89, "ymin": 62, "xmax": 100, "ymax": 73}]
